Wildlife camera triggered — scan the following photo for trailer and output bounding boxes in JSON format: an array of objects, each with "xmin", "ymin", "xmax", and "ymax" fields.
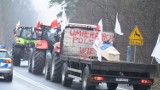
[{"xmin": 46, "ymin": 23, "xmax": 157, "ymax": 90}]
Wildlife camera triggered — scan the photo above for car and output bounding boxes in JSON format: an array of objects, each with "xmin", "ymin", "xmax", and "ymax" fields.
[
  {"xmin": 0, "ymin": 45, "xmax": 5, "ymax": 49},
  {"xmin": 0, "ymin": 49, "xmax": 13, "ymax": 81}
]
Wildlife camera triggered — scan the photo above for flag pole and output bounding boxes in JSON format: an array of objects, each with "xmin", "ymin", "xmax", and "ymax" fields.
[{"xmin": 151, "ymin": 57, "xmax": 154, "ymax": 64}]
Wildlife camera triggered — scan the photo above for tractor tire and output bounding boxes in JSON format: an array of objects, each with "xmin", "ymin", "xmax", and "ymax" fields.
[
  {"xmin": 28, "ymin": 53, "xmax": 32, "ymax": 73},
  {"xmin": 50, "ymin": 51, "xmax": 62, "ymax": 83},
  {"xmin": 12, "ymin": 47, "xmax": 21, "ymax": 66},
  {"xmin": 62, "ymin": 63, "xmax": 73, "ymax": 87},
  {"xmin": 31, "ymin": 49, "xmax": 45, "ymax": 74},
  {"xmin": 45, "ymin": 51, "xmax": 52, "ymax": 80},
  {"xmin": 28, "ymin": 48, "xmax": 33, "ymax": 73}
]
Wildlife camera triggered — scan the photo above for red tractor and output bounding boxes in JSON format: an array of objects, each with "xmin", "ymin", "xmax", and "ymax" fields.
[{"xmin": 28, "ymin": 21, "xmax": 61, "ymax": 75}]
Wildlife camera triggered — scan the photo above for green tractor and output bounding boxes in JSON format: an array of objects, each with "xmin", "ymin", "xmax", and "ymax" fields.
[{"xmin": 12, "ymin": 27, "xmax": 36, "ymax": 66}]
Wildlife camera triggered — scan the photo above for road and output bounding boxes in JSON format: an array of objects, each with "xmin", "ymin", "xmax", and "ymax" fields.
[{"xmin": 0, "ymin": 61, "xmax": 133, "ymax": 90}]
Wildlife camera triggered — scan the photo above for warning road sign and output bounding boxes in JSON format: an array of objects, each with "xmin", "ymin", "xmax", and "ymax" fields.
[
  {"xmin": 129, "ymin": 26, "xmax": 144, "ymax": 45},
  {"xmin": 129, "ymin": 26, "xmax": 144, "ymax": 40}
]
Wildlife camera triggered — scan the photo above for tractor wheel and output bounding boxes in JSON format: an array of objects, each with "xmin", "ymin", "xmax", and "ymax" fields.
[
  {"xmin": 50, "ymin": 51, "xmax": 62, "ymax": 83},
  {"xmin": 28, "ymin": 48, "xmax": 33, "ymax": 73},
  {"xmin": 12, "ymin": 46, "xmax": 21, "ymax": 66},
  {"xmin": 45, "ymin": 52, "xmax": 51, "ymax": 80},
  {"xmin": 28, "ymin": 52, "xmax": 32, "ymax": 73},
  {"xmin": 31, "ymin": 49, "xmax": 45, "ymax": 74}
]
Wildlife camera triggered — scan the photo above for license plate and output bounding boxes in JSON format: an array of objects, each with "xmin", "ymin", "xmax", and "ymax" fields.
[{"xmin": 115, "ymin": 78, "xmax": 128, "ymax": 82}]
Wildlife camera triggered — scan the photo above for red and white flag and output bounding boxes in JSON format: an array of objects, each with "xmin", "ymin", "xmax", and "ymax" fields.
[
  {"xmin": 36, "ymin": 21, "xmax": 43, "ymax": 29},
  {"xmin": 51, "ymin": 19, "xmax": 59, "ymax": 29},
  {"xmin": 93, "ymin": 19, "xmax": 103, "ymax": 61}
]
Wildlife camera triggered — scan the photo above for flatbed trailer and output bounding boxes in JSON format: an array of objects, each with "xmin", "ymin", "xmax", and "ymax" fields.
[
  {"xmin": 60, "ymin": 55, "xmax": 156, "ymax": 90},
  {"xmin": 46, "ymin": 23, "xmax": 157, "ymax": 90}
]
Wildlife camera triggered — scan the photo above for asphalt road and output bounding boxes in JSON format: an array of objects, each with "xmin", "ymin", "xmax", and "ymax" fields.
[{"xmin": 0, "ymin": 61, "xmax": 133, "ymax": 90}]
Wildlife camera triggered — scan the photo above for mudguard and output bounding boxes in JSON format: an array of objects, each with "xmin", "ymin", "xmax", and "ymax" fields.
[
  {"xmin": 35, "ymin": 40, "xmax": 48, "ymax": 49},
  {"xmin": 54, "ymin": 42, "xmax": 60, "ymax": 53}
]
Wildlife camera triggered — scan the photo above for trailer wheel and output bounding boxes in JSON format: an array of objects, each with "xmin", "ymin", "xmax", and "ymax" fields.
[
  {"xmin": 133, "ymin": 85, "xmax": 148, "ymax": 90},
  {"xmin": 107, "ymin": 83, "xmax": 118, "ymax": 90},
  {"xmin": 82, "ymin": 66, "xmax": 96, "ymax": 90},
  {"xmin": 12, "ymin": 47, "xmax": 21, "ymax": 66},
  {"xmin": 31, "ymin": 50, "xmax": 45, "ymax": 74},
  {"xmin": 62, "ymin": 63, "xmax": 73, "ymax": 87},
  {"xmin": 50, "ymin": 52, "xmax": 62, "ymax": 83}
]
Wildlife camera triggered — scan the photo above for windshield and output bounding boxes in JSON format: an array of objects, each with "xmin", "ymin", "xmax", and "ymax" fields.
[
  {"xmin": 20, "ymin": 28, "xmax": 36, "ymax": 39},
  {"xmin": 0, "ymin": 51, "xmax": 9, "ymax": 58}
]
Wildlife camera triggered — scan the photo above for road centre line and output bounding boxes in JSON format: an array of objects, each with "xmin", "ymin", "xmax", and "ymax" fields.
[{"xmin": 14, "ymin": 71, "xmax": 55, "ymax": 90}]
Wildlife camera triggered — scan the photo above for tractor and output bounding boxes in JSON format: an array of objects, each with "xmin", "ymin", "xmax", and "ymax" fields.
[
  {"xmin": 28, "ymin": 24, "xmax": 60, "ymax": 74},
  {"xmin": 12, "ymin": 27, "xmax": 36, "ymax": 66}
]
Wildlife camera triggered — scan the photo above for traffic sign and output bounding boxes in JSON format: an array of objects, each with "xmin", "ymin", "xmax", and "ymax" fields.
[
  {"xmin": 129, "ymin": 26, "xmax": 144, "ymax": 45},
  {"xmin": 129, "ymin": 26, "xmax": 143, "ymax": 40}
]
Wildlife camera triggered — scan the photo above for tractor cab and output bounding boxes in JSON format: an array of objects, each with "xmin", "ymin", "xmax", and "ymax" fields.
[{"xmin": 16, "ymin": 27, "xmax": 36, "ymax": 40}]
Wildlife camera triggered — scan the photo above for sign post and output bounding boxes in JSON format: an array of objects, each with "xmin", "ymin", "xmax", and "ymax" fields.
[{"xmin": 129, "ymin": 26, "xmax": 144, "ymax": 62}]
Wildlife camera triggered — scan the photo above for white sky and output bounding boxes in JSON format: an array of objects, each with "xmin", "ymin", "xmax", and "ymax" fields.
[{"xmin": 31, "ymin": 0, "xmax": 61, "ymax": 25}]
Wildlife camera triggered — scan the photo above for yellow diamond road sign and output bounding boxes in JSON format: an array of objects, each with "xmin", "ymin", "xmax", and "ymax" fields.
[{"xmin": 129, "ymin": 26, "xmax": 144, "ymax": 45}]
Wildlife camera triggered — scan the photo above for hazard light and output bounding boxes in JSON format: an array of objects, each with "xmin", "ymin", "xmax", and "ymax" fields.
[
  {"xmin": 140, "ymin": 79, "xmax": 153, "ymax": 84},
  {"xmin": 4, "ymin": 59, "xmax": 12, "ymax": 63},
  {"xmin": 92, "ymin": 76, "xmax": 104, "ymax": 81}
]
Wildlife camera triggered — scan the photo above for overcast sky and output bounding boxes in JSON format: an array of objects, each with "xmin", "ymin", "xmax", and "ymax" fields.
[{"xmin": 31, "ymin": 0, "xmax": 61, "ymax": 25}]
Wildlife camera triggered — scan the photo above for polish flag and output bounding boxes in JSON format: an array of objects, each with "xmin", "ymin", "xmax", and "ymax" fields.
[
  {"xmin": 93, "ymin": 19, "xmax": 103, "ymax": 61},
  {"xmin": 96, "ymin": 19, "xmax": 103, "ymax": 31},
  {"xmin": 36, "ymin": 21, "xmax": 42, "ymax": 29},
  {"xmin": 51, "ymin": 19, "xmax": 59, "ymax": 28}
]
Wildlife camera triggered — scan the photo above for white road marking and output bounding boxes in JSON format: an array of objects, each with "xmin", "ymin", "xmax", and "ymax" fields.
[
  {"xmin": 13, "ymin": 71, "xmax": 55, "ymax": 90},
  {"xmin": 14, "ymin": 70, "xmax": 132, "ymax": 90}
]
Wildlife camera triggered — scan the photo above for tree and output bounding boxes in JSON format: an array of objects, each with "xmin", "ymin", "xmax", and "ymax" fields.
[
  {"xmin": 0, "ymin": 0, "xmax": 38, "ymax": 49},
  {"xmin": 49, "ymin": 0, "xmax": 160, "ymax": 64}
]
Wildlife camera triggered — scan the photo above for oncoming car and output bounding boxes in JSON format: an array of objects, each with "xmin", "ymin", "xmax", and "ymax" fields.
[{"xmin": 0, "ymin": 49, "xmax": 13, "ymax": 81}]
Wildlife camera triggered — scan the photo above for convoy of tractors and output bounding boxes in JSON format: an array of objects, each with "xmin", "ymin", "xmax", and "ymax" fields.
[{"xmin": 12, "ymin": 20, "xmax": 157, "ymax": 90}]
